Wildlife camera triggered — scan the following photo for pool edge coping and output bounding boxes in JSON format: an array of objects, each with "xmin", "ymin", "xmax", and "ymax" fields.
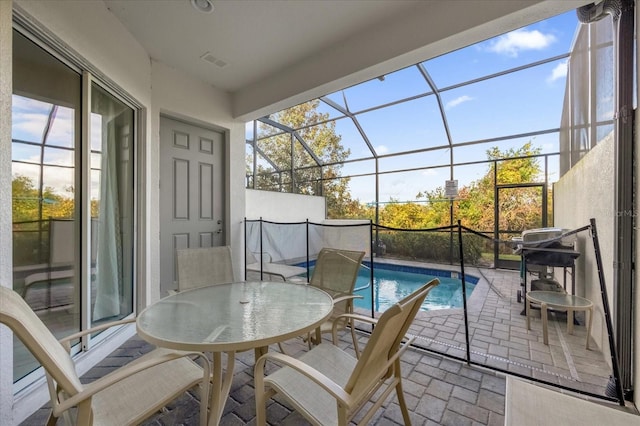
[{"xmin": 355, "ymin": 257, "xmax": 493, "ymax": 318}]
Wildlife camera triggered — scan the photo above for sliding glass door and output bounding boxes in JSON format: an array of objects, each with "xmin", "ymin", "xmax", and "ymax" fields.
[{"xmin": 11, "ymin": 29, "xmax": 136, "ymax": 383}]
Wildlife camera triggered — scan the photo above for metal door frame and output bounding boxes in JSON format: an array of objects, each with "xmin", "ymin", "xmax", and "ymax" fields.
[{"xmin": 494, "ymin": 182, "xmax": 548, "ymax": 269}]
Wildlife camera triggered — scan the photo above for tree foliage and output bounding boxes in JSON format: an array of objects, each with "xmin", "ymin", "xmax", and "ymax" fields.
[
  {"xmin": 12, "ymin": 175, "xmax": 76, "ymax": 223},
  {"xmin": 248, "ymin": 100, "xmax": 361, "ymax": 218},
  {"xmin": 337, "ymin": 142, "xmax": 546, "ymax": 233},
  {"xmin": 378, "ymin": 199, "xmax": 430, "ymax": 229},
  {"xmin": 247, "ymin": 97, "xmax": 547, "ymax": 232},
  {"xmin": 416, "ymin": 141, "xmax": 544, "ymax": 232},
  {"xmin": 12, "ymin": 174, "xmax": 101, "ymax": 224}
]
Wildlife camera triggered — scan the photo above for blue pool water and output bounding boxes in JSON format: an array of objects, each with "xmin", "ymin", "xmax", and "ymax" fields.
[{"xmin": 352, "ymin": 263, "xmax": 478, "ymax": 312}]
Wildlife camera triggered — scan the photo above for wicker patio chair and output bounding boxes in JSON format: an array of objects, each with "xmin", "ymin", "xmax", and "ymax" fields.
[
  {"xmin": 0, "ymin": 286, "xmax": 210, "ymax": 425},
  {"xmin": 255, "ymin": 278, "xmax": 439, "ymax": 426},
  {"xmin": 175, "ymin": 245, "xmax": 235, "ymax": 292},
  {"xmin": 306, "ymin": 248, "xmax": 365, "ymax": 355}
]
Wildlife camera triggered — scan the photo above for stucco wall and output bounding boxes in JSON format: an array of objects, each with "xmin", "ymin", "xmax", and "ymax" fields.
[
  {"xmin": 4, "ymin": 1, "xmax": 246, "ymax": 423},
  {"xmin": 3, "ymin": 1, "xmax": 152, "ymax": 422},
  {"xmin": 246, "ymin": 189, "xmax": 326, "ymax": 222},
  {"xmin": 0, "ymin": 2, "xmax": 14, "ymax": 424},
  {"xmin": 14, "ymin": 1, "xmax": 151, "ymax": 104},
  {"xmin": 150, "ymin": 61, "xmax": 246, "ymax": 294},
  {"xmin": 554, "ymin": 133, "xmax": 615, "ymax": 358}
]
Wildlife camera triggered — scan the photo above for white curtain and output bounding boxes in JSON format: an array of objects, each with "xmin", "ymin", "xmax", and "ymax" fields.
[{"xmin": 93, "ymin": 119, "xmax": 121, "ymax": 320}]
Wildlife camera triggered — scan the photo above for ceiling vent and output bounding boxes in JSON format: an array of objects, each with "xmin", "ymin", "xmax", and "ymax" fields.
[{"xmin": 200, "ymin": 52, "xmax": 228, "ymax": 68}]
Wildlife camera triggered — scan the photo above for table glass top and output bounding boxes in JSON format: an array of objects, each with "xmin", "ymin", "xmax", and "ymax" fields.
[
  {"xmin": 137, "ymin": 281, "xmax": 333, "ymax": 351},
  {"xmin": 526, "ymin": 291, "xmax": 592, "ymax": 308}
]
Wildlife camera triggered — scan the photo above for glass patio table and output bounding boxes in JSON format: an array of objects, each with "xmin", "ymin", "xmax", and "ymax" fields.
[
  {"xmin": 136, "ymin": 280, "xmax": 333, "ymax": 426},
  {"xmin": 525, "ymin": 290, "xmax": 593, "ymax": 349}
]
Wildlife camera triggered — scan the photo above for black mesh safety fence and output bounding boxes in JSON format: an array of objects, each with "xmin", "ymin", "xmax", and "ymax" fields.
[{"xmin": 244, "ymin": 218, "xmax": 624, "ymax": 405}]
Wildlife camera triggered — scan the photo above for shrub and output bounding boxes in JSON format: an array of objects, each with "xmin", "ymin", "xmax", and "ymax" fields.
[{"xmin": 377, "ymin": 229, "xmax": 484, "ymax": 265}]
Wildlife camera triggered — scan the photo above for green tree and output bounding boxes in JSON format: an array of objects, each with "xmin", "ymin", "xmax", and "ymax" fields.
[
  {"xmin": 247, "ymin": 100, "xmax": 361, "ymax": 218},
  {"xmin": 415, "ymin": 187, "xmax": 452, "ymax": 228},
  {"xmin": 418, "ymin": 141, "xmax": 544, "ymax": 232},
  {"xmin": 12, "ymin": 175, "xmax": 76, "ymax": 223},
  {"xmin": 12, "ymin": 175, "xmax": 41, "ymax": 223},
  {"xmin": 378, "ymin": 199, "xmax": 430, "ymax": 229},
  {"xmin": 465, "ymin": 141, "xmax": 543, "ymax": 232}
]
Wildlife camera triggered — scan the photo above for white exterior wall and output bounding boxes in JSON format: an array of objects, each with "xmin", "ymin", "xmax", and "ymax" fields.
[
  {"xmin": 554, "ymin": 135, "xmax": 615, "ymax": 359},
  {"xmin": 557, "ymin": 5, "xmax": 640, "ymax": 409},
  {"xmin": 246, "ymin": 189, "xmax": 326, "ymax": 222},
  {"xmin": 2, "ymin": 1, "xmax": 246, "ymax": 423},
  {"xmin": 0, "ymin": 1, "xmax": 14, "ymax": 424},
  {"xmin": 1, "ymin": 0, "xmax": 638, "ymax": 417},
  {"xmin": 14, "ymin": 0, "xmax": 151, "ymax": 104},
  {"xmin": 150, "ymin": 61, "xmax": 246, "ymax": 291}
]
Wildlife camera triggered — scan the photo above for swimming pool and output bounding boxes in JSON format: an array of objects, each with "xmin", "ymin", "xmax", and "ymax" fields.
[{"xmin": 352, "ymin": 262, "xmax": 478, "ymax": 312}]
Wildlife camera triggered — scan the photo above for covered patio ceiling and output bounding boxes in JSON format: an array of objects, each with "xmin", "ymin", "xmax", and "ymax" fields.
[{"xmin": 104, "ymin": 0, "xmax": 590, "ymax": 120}]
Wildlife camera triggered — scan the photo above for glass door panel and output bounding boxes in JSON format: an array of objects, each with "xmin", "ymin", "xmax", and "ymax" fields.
[
  {"xmin": 12, "ymin": 30, "xmax": 81, "ymax": 381},
  {"xmin": 495, "ymin": 184, "xmax": 545, "ymax": 269},
  {"xmin": 11, "ymin": 29, "xmax": 137, "ymax": 387},
  {"xmin": 90, "ymin": 83, "xmax": 135, "ymax": 326}
]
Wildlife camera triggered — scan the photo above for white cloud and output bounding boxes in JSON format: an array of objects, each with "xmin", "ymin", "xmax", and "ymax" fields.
[
  {"xmin": 547, "ymin": 60, "xmax": 567, "ymax": 83},
  {"xmin": 13, "ymin": 105, "xmax": 75, "ymax": 146},
  {"xmin": 445, "ymin": 95, "xmax": 473, "ymax": 110},
  {"xmin": 12, "ymin": 94, "xmax": 51, "ymax": 113},
  {"xmin": 488, "ymin": 29, "xmax": 557, "ymax": 57},
  {"xmin": 12, "ymin": 113, "xmax": 48, "ymax": 141},
  {"xmin": 12, "ymin": 162, "xmax": 40, "ymax": 186},
  {"xmin": 421, "ymin": 169, "xmax": 438, "ymax": 176},
  {"xmin": 48, "ymin": 112, "xmax": 75, "ymax": 145},
  {"xmin": 12, "ymin": 161, "xmax": 74, "ymax": 196},
  {"xmin": 375, "ymin": 145, "xmax": 389, "ymax": 155}
]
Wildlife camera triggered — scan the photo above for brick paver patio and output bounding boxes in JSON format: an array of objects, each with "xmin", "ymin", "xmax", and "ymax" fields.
[
  {"xmin": 21, "ymin": 265, "xmax": 624, "ymax": 425},
  {"xmin": 22, "ymin": 332, "xmax": 507, "ymax": 425}
]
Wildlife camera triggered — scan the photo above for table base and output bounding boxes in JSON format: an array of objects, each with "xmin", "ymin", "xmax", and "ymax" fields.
[{"xmin": 526, "ymin": 296, "xmax": 593, "ymax": 349}]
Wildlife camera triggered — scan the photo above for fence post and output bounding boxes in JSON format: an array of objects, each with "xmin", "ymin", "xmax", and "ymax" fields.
[
  {"xmin": 258, "ymin": 217, "xmax": 264, "ymax": 281},
  {"xmin": 458, "ymin": 220, "xmax": 471, "ymax": 364},
  {"xmin": 370, "ymin": 220, "xmax": 375, "ymax": 318},
  {"xmin": 590, "ymin": 218, "xmax": 625, "ymax": 404},
  {"xmin": 306, "ymin": 219, "xmax": 310, "ymax": 282}
]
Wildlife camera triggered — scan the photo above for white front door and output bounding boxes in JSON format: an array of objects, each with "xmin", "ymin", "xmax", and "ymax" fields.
[{"xmin": 159, "ymin": 116, "xmax": 225, "ymax": 295}]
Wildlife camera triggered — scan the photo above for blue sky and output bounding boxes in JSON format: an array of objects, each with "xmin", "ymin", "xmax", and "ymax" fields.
[
  {"xmin": 249, "ymin": 10, "xmax": 580, "ymax": 204},
  {"xmin": 13, "ymin": 9, "xmax": 580, "ymax": 205},
  {"xmin": 12, "ymin": 94, "xmax": 104, "ymax": 197}
]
